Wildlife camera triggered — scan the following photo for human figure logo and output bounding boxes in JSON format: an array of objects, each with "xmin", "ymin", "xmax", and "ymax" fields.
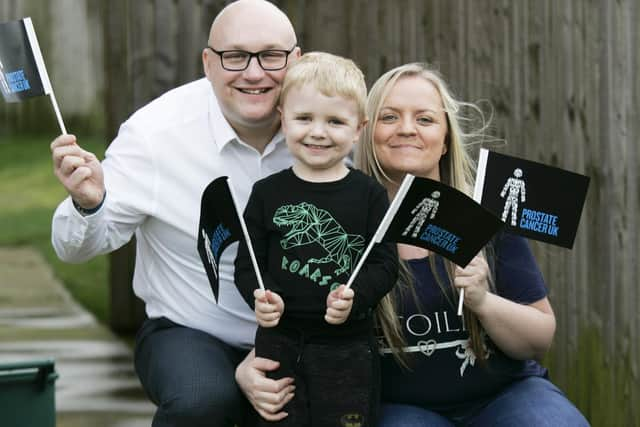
[
  {"xmin": 500, "ymin": 168, "xmax": 526, "ymax": 226},
  {"xmin": 402, "ymin": 191, "xmax": 440, "ymax": 238}
]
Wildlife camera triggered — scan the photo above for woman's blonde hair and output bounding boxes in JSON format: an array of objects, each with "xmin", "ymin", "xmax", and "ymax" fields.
[{"xmin": 354, "ymin": 62, "xmax": 494, "ymax": 367}]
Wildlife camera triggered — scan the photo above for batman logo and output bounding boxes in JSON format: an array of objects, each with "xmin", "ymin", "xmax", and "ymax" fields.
[{"xmin": 340, "ymin": 412, "xmax": 365, "ymax": 427}]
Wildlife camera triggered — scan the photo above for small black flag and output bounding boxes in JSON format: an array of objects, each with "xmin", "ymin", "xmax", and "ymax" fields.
[
  {"xmin": 0, "ymin": 17, "xmax": 51, "ymax": 102},
  {"xmin": 0, "ymin": 17, "xmax": 67, "ymax": 133},
  {"xmin": 475, "ymin": 149, "xmax": 589, "ymax": 249},
  {"xmin": 381, "ymin": 176, "xmax": 503, "ymax": 267},
  {"xmin": 197, "ymin": 177, "xmax": 245, "ymax": 302}
]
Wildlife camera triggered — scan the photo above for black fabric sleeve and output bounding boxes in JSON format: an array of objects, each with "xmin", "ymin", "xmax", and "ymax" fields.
[
  {"xmin": 349, "ymin": 185, "xmax": 399, "ymax": 318},
  {"xmin": 494, "ymin": 232, "xmax": 547, "ymax": 304},
  {"xmin": 234, "ymin": 186, "xmax": 281, "ymax": 310}
]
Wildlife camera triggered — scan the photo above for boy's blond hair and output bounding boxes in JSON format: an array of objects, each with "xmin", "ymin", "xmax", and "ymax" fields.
[{"xmin": 279, "ymin": 52, "xmax": 367, "ymax": 120}]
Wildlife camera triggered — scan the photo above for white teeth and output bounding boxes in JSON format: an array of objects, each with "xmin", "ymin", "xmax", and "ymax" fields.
[{"xmin": 239, "ymin": 88, "xmax": 268, "ymax": 94}]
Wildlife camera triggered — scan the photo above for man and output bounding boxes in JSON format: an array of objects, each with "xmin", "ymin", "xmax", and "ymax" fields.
[{"xmin": 51, "ymin": 1, "xmax": 299, "ymax": 425}]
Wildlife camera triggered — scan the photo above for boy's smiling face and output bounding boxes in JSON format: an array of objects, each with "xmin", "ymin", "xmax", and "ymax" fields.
[{"xmin": 280, "ymin": 83, "xmax": 364, "ymax": 182}]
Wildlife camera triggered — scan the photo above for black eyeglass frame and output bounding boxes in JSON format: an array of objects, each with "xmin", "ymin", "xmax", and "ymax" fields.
[{"xmin": 206, "ymin": 45, "xmax": 297, "ymax": 71}]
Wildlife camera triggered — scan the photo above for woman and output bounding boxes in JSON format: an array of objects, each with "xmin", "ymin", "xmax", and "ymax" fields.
[
  {"xmin": 355, "ymin": 62, "xmax": 588, "ymax": 426},
  {"xmin": 235, "ymin": 63, "xmax": 589, "ymax": 426}
]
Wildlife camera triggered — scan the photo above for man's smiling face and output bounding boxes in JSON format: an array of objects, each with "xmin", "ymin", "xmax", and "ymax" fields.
[{"xmin": 203, "ymin": 1, "xmax": 299, "ymax": 136}]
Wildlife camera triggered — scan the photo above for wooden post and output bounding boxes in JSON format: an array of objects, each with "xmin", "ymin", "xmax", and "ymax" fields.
[{"xmin": 104, "ymin": 0, "xmax": 145, "ymax": 334}]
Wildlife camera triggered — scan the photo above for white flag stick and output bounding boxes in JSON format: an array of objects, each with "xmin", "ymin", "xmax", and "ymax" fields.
[
  {"xmin": 345, "ymin": 174, "xmax": 415, "ymax": 289},
  {"xmin": 227, "ymin": 178, "xmax": 265, "ymax": 291},
  {"xmin": 23, "ymin": 17, "xmax": 67, "ymax": 134},
  {"xmin": 457, "ymin": 148, "xmax": 490, "ymax": 316},
  {"xmin": 49, "ymin": 91, "xmax": 67, "ymax": 134}
]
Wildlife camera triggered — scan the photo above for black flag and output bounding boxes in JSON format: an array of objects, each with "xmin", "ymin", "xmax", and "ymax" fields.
[
  {"xmin": 346, "ymin": 174, "xmax": 503, "ymax": 292},
  {"xmin": 0, "ymin": 17, "xmax": 51, "ymax": 102},
  {"xmin": 197, "ymin": 177, "xmax": 245, "ymax": 302},
  {"xmin": 381, "ymin": 176, "xmax": 504, "ymax": 267},
  {"xmin": 475, "ymin": 149, "xmax": 589, "ymax": 249}
]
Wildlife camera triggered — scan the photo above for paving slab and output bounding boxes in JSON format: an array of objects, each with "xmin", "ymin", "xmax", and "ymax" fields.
[{"xmin": 0, "ymin": 247, "xmax": 154, "ymax": 426}]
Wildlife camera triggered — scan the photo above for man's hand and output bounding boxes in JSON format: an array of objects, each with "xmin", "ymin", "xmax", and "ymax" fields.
[
  {"xmin": 325, "ymin": 284, "xmax": 354, "ymax": 325},
  {"xmin": 235, "ymin": 349, "xmax": 295, "ymax": 421},
  {"xmin": 51, "ymin": 134, "xmax": 105, "ymax": 209},
  {"xmin": 254, "ymin": 289, "xmax": 284, "ymax": 328}
]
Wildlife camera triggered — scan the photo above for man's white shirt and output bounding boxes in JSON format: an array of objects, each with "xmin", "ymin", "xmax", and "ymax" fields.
[{"xmin": 52, "ymin": 78, "xmax": 293, "ymax": 348}]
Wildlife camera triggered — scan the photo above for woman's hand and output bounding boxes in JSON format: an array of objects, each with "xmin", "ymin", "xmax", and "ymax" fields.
[
  {"xmin": 454, "ymin": 255, "xmax": 490, "ymax": 313},
  {"xmin": 455, "ymin": 254, "xmax": 556, "ymax": 360},
  {"xmin": 254, "ymin": 289, "xmax": 284, "ymax": 327},
  {"xmin": 325, "ymin": 284, "xmax": 354, "ymax": 325},
  {"xmin": 235, "ymin": 349, "xmax": 295, "ymax": 421}
]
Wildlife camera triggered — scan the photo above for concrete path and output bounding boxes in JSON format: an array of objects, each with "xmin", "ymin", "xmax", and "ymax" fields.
[{"xmin": 0, "ymin": 247, "xmax": 154, "ymax": 427}]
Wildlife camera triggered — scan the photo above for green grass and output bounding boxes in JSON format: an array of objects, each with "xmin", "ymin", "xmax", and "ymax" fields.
[{"xmin": 0, "ymin": 134, "xmax": 110, "ymax": 323}]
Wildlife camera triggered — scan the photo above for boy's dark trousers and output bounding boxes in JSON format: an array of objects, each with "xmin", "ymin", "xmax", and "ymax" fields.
[{"xmin": 253, "ymin": 325, "xmax": 380, "ymax": 427}]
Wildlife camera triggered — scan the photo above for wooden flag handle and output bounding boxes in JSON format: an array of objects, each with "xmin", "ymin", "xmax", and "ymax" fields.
[
  {"xmin": 49, "ymin": 92, "xmax": 67, "ymax": 134},
  {"xmin": 345, "ymin": 174, "xmax": 415, "ymax": 290},
  {"xmin": 458, "ymin": 149, "xmax": 490, "ymax": 316},
  {"xmin": 227, "ymin": 178, "xmax": 265, "ymax": 291},
  {"xmin": 22, "ymin": 18, "xmax": 66, "ymax": 135}
]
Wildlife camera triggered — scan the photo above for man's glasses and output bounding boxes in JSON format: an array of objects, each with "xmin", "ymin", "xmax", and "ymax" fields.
[{"xmin": 206, "ymin": 45, "xmax": 297, "ymax": 71}]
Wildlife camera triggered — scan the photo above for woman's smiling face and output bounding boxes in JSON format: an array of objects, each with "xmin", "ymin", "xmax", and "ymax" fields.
[{"xmin": 373, "ymin": 75, "xmax": 448, "ymax": 182}]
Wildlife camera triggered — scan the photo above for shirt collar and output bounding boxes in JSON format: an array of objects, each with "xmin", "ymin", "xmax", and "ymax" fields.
[
  {"xmin": 208, "ymin": 87, "xmax": 238, "ymax": 151},
  {"xmin": 263, "ymin": 129, "xmax": 286, "ymax": 156}
]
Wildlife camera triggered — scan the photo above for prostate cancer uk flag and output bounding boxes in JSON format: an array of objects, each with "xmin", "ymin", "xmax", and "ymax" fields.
[
  {"xmin": 197, "ymin": 176, "xmax": 264, "ymax": 303},
  {"xmin": 474, "ymin": 148, "xmax": 590, "ymax": 249},
  {"xmin": 346, "ymin": 174, "xmax": 503, "ymax": 288},
  {"xmin": 344, "ymin": 174, "xmax": 504, "ymax": 315},
  {"xmin": 381, "ymin": 175, "xmax": 504, "ymax": 268},
  {"xmin": 0, "ymin": 17, "xmax": 66, "ymax": 133}
]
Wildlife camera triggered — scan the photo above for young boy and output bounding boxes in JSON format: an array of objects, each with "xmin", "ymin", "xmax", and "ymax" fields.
[{"xmin": 234, "ymin": 52, "xmax": 398, "ymax": 427}]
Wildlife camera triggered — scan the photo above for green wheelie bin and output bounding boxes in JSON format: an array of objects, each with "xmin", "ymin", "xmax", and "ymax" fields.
[{"xmin": 0, "ymin": 359, "xmax": 58, "ymax": 427}]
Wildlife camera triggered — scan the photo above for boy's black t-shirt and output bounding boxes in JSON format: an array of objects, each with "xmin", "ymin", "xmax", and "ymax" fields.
[{"xmin": 235, "ymin": 167, "xmax": 398, "ymax": 337}]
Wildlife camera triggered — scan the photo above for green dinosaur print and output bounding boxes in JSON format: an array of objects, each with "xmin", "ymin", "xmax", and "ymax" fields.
[{"xmin": 273, "ymin": 202, "xmax": 365, "ymax": 276}]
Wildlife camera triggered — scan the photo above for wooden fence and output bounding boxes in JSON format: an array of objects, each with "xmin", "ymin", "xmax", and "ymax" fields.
[
  {"xmin": 3, "ymin": 1, "xmax": 638, "ymax": 424},
  {"xmin": 104, "ymin": 1, "xmax": 640, "ymax": 424}
]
